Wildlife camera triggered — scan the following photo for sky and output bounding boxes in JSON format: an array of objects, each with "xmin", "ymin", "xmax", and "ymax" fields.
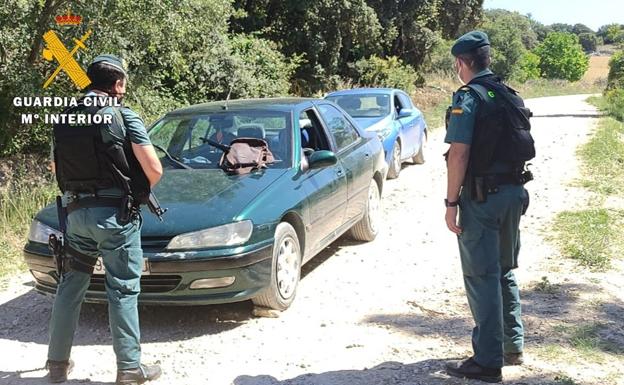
[{"xmin": 484, "ymin": 0, "xmax": 623, "ymax": 31}]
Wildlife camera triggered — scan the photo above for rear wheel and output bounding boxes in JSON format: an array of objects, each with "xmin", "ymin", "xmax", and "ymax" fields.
[
  {"xmin": 349, "ymin": 180, "xmax": 382, "ymax": 242},
  {"xmin": 387, "ymin": 140, "xmax": 402, "ymax": 179},
  {"xmin": 252, "ymin": 223, "xmax": 302, "ymax": 311}
]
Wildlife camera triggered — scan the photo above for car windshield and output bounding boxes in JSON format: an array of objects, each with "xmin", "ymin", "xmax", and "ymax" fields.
[
  {"xmin": 148, "ymin": 110, "xmax": 292, "ymax": 170},
  {"xmin": 327, "ymin": 94, "xmax": 391, "ymax": 118}
]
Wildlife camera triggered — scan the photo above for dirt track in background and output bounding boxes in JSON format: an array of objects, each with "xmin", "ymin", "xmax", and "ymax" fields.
[{"xmin": 1, "ymin": 94, "xmax": 623, "ymax": 385}]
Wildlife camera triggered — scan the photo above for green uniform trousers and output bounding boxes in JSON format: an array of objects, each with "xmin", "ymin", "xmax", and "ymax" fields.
[
  {"xmin": 457, "ymin": 184, "xmax": 527, "ymax": 369},
  {"xmin": 47, "ymin": 206, "xmax": 143, "ymax": 370}
]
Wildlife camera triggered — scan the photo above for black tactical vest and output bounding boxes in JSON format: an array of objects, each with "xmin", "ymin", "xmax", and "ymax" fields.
[
  {"xmin": 464, "ymin": 75, "xmax": 535, "ymax": 175},
  {"xmin": 53, "ymin": 98, "xmax": 150, "ymax": 203}
]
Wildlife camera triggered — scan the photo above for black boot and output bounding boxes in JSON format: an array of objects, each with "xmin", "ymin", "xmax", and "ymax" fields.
[
  {"xmin": 116, "ymin": 363, "xmax": 162, "ymax": 385},
  {"xmin": 46, "ymin": 359, "xmax": 74, "ymax": 383},
  {"xmin": 445, "ymin": 357, "xmax": 502, "ymax": 383},
  {"xmin": 504, "ymin": 352, "xmax": 524, "ymax": 366}
]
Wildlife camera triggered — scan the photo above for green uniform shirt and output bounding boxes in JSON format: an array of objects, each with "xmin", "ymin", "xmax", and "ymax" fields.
[{"xmin": 444, "ymin": 69, "xmax": 493, "ymax": 145}]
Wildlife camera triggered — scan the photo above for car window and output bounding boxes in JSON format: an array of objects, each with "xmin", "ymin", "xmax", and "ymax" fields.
[
  {"xmin": 398, "ymin": 93, "xmax": 413, "ymax": 110},
  {"xmin": 299, "ymin": 109, "xmax": 331, "ymax": 152},
  {"xmin": 317, "ymin": 104, "xmax": 360, "ymax": 152},
  {"xmin": 148, "ymin": 110, "xmax": 292, "ymax": 169},
  {"xmin": 326, "ymin": 94, "xmax": 391, "ymax": 118}
]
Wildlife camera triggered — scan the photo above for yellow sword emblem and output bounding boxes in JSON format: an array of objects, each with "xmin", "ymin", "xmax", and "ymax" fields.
[{"xmin": 42, "ymin": 29, "xmax": 92, "ymax": 89}]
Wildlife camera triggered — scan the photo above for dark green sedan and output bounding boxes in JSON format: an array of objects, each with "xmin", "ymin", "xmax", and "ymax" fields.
[{"xmin": 24, "ymin": 98, "xmax": 387, "ymax": 310}]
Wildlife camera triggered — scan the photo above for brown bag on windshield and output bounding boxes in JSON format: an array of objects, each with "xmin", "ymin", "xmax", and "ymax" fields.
[{"xmin": 219, "ymin": 138, "xmax": 275, "ymax": 175}]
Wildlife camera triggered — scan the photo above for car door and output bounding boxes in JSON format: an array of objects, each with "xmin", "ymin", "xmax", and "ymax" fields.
[
  {"xmin": 297, "ymin": 107, "xmax": 348, "ymax": 253},
  {"xmin": 316, "ymin": 102, "xmax": 372, "ymax": 226},
  {"xmin": 395, "ymin": 91, "xmax": 420, "ymax": 158}
]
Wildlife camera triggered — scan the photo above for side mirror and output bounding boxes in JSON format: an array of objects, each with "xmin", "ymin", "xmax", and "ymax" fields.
[
  {"xmin": 308, "ymin": 150, "xmax": 338, "ymax": 169},
  {"xmin": 397, "ymin": 108, "xmax": 414, "ymax": 119}
]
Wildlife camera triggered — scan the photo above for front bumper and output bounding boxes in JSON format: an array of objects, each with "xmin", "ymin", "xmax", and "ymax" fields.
[{"xmin": 24, "ymin": 243, "xmax": 273, "ymax": 305}]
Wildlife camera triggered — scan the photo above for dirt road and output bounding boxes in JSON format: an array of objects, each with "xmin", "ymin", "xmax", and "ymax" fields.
[{"xmin": 2, "ymin": 94, "xmax": 622, "ymax": 385}]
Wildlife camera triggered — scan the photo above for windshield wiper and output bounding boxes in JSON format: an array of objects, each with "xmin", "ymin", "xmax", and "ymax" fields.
[{"xmin": 153, "ymin": 144, "xmax": 192, "ymax": 169}]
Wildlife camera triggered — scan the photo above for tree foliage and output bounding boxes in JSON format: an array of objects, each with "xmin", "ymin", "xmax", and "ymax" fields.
[
  {"xmin": 534, "ymin": 32, "xmax": 589, "ymax": 81},
  {"xmin": 481, "ymin": 10, "xmax": 535, "ymax": 79},
  {"xmin": 578, "ymin": 33, "xmax": 601, "ymax": 53},
  {"xmin": 607, "ymin": 51, "xmax": 624, "ymax": 91},
  {"xmin": 354, "ymin": 56, "xmax": 421, "ymax": 93}
]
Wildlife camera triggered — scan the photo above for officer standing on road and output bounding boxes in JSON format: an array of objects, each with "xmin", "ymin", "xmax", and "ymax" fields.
[
  {"xmin": 46, "ymin": 54, "xmax": 163, "ymax": 384},
  {"xmin": 443, "ymin": 31, "xmax": 533, "ymax": 383}
]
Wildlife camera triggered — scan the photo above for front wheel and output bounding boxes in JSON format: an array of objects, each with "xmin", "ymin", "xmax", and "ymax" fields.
[
  {"xmin": 387, "ymin": 140, "xmax": 401, "ymax": 179},
  {"xmin": 252, "ymin": 222, "xmax": 302, "ymax": 311},
  {"xmin": 349, "ymin": 180, "xmax": 382, "ymax": 242}
]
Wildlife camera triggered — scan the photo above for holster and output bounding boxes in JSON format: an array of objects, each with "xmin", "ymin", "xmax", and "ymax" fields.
[{"xmin": 48, "ymin": 234, "xmax": 65, "ymax": 277}]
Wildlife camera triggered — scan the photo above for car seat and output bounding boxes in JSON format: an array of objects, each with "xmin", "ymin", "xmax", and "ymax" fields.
[{"xmin": 237, "ymin": 124, "xmax": 266, "ymax": 139}]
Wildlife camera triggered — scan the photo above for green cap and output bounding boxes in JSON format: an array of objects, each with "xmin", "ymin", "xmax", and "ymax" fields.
[
  {"xmin": 89, "ymin": 54, "xmax": 128, "ymax": 76},
  {"xmin": 451, "ymin": 31, "xmax": 490, "ymax": 56}
]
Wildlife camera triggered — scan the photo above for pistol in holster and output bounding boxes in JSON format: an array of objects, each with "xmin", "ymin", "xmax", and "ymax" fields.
[
  {"xmin": 48, "ymin": 234, "xmax": 65, "ymax": 277},
  {"xmin": 470, "ymin": 175, "xmax": 501, "ymax": 203}
]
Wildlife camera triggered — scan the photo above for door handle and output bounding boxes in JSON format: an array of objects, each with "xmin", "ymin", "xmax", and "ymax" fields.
[
  {"xmin": 364, "ymin": 153, "xmax": 370, "ymax": 158},
  {"xmin": 336, "ymin": 169, "xmax": 344, "ymax": 176}
]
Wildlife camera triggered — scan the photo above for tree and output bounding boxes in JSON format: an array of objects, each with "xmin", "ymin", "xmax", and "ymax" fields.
[
  {"xmin": 597, "ymin": 24, "xmax": 624, "ymax": 44},
  {"xmin": 534, "ymin": 32, "xmax": 589, "ymax": 81},
  {"xmin": 578, "ymin": 33, "xmax": 601, "ymax": 53},
  {"xmin": 481, "ymin": 10, "xmax": 535, "ymax": 79},
  {"xmin": 550, "ymin": 23, "xmax": 574, "ymax": 34},
  {"xmin": 572, "ymin": 23, "xmax": 593, "ymax": 35},
  {"xmin": 514, "ymin": 51, "xmax": 541, "ymax": 83}
]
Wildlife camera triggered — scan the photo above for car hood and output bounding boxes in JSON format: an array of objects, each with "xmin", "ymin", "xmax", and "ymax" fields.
[
  {"xmin": 36, "ymin": 168, "xmax": 288, "ymax": 238},
  {"xmin": 354, "ymin": 115, "xmax": 392, "ymax": 131}
]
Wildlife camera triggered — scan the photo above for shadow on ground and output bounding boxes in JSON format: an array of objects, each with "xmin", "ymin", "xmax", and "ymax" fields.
[
  {"xmin": 1, "ymin": 234, "xmax": 364, "ymax": 346},
  {"xmin": 0, "ymin": 366, "xmax": 110, "ymax": 385},
  {"xmin": 233, "ymin": 359, "xmax": 590, "ymax": 385}
]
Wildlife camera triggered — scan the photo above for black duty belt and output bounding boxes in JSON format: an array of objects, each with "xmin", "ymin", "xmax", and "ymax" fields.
[
  {"xmin": 492, "ymin": 173, "xmax": 521, "ymax": 186},
  {"xmin": 66, "ymin": 196, "xmax": 123, "ymax": 214}
]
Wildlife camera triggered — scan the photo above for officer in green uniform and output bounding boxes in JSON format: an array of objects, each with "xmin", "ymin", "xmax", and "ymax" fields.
[
  {"xmin": 46, "ymin": 55, "xmax": 164, "ymax": 384},
  {"xmin": 443, "ymin": 31, "xmax": 528, "ymax": 383}
]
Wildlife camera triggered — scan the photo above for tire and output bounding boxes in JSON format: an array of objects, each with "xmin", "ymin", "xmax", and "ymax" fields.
[
  {"xmin": 412, "ymin": 144, "xmax": 425, "ymax": 164},
  {"xmin": 387, "ymin": 140, "xmax": 402, "ymax": 179},
  {"xmin": 349, "ymin": 179, "xmax": 382, "ymax": 242},
  {"xmin": 252, "ymin": 222, "xmax": 302, "ymax": 311}
]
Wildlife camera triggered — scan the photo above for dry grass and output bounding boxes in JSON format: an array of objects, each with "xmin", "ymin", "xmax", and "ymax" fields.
[{"xmin": 583, "ymin": 56, "xmax": 610, "ymax": 83}]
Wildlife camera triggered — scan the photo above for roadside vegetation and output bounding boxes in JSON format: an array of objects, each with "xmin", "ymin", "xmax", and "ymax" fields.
[
  {"xmin": 0, "ymin": 2, "xmax": 621, "ymax": 280},
  {"xmin": 550, "ymin": 51, "xmax": 624, "ymax": 271}
]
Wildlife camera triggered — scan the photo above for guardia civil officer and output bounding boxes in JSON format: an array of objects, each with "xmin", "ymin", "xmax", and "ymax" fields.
[
  {"xmin": 443, "ymin": 31, "xmax": 534, "ymax": 383},
  {"xmin": 46, "ymin": 54, "xmax": 163, "ymax": 384}
]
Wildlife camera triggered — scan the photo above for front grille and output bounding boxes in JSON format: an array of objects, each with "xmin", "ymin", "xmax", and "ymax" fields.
[{"xmin": 88, "ymin": 274, "xmax": 182, "ymax": 293}]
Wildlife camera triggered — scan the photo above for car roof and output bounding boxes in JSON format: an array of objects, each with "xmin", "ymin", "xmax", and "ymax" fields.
[
  {"xmin": 167, "ymin": 97, "xmax": 318, "ymax": 116},
  {"xmin": 325, "ymin": 88, "xmax": 401, "ymax": 97}
]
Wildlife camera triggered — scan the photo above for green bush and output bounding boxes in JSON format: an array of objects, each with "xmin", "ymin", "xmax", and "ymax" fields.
[
  {"xmin": 578, "ymin": 32, "xmax": 601, "ymax": 53},
  {"xmin": 513, "ymin": 51, "xmax": 541, "ymax": 83},
  {"xmin": 604, "ymin": 89, "xmax": 624, "ymax": 121},
  {"xmin": 354, "ymin": 56, "xmax": 422, "ymax": 93},
  {"xmin": 422, "ymin": 36, "xmax": 455, "ymax": 75},
  {"xmin": 534, "ymin": 32, "xmax": 589, "ymax": 81},
  {"xmin": 606, "ymin": 51, "xmax": 624, "ymax": 91}
]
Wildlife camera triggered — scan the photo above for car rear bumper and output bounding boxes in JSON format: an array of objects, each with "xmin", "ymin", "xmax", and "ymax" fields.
[{"xmin": 24, "ymin": 244, "xmax": 273, "ymax": 305}]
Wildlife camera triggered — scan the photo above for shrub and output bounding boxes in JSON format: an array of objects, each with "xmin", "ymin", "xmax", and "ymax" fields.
[
  {"xmin": 354, "ymin": 56, "xmax": 422, "ymax": 93},
  {"xmin": 513, "ymin": 51, "xmax": 541, "ymax": 83},
  {"xmin": 604, "ymin": 89, "xmax": 624, "ymax": 121},
  {"xmin": 606, "ymin": 51, "xmax": 624, "ymax": 91},
  {"xmin": 578, "ymin": 32, "xmax": 601, "ymax": 53},
  {"xmin": 481, "ymin": 11, "xmax": 531, "ymax": 79},
  {"xmin": 534, "ymin": 32, "xmax": 589, "ymax": 81}
]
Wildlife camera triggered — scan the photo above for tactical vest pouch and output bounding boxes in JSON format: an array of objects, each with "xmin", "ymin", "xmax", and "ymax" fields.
[
  {"xmin": 219, "ymin": 138, "xmax": 275, "ymax": 175},
  {"xmin": 54, "ymin": 124, "xmax": 114, "ymax": 193}
]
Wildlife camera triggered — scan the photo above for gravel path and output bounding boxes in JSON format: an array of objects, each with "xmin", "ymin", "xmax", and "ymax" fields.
[{"xmin": 2, "ymin": 94, "xmax": 622, "ymax": 385}]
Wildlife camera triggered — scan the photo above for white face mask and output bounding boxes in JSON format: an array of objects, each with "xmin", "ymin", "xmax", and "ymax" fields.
[{"xmin": 455, "ymin": 60, "xmax": 465, "ymax": 85}]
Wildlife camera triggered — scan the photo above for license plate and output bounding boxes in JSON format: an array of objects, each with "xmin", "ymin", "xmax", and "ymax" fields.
[{"xmin": 93, "ymin": 257, "xmax": 150, "ymax": 275}]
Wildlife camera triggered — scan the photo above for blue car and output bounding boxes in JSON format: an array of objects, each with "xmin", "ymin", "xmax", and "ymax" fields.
[{"xmin": 325, "ymin": 88, "xmax": 427, "ymax": 179}]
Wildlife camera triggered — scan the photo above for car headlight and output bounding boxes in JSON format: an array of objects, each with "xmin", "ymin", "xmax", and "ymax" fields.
[
  {"xmin": 166, "ymin": 220, "xmax": 253, "ymax": 250},
  {"xmin": 28, "ymin": 220, "xmax": 62, "ymax": 244}
]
